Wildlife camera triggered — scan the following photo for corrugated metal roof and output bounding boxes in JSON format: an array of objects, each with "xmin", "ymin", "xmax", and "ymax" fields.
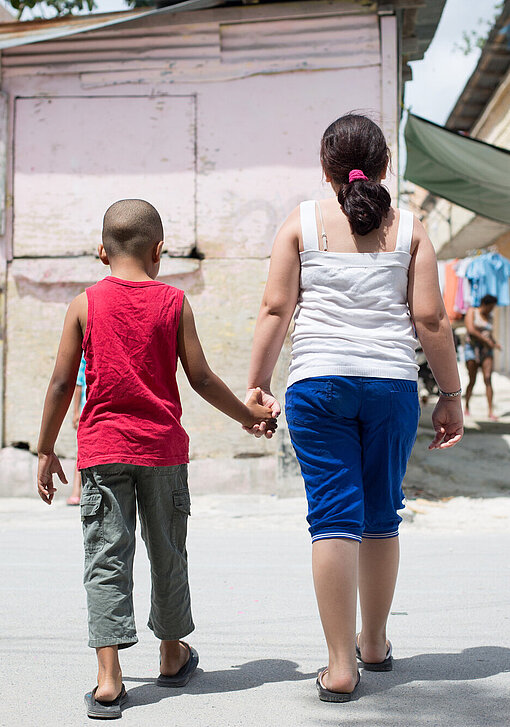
[
  {"xmin": 446, "ymin": 0, "xmax": 510, "ymax": 133},
  {"xmin": 0, "ymin": 0, "xmax": 445, "ymax": 63}
]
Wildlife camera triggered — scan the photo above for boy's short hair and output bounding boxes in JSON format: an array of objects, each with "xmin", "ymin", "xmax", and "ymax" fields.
[{"xmin": 102, "ymin": 199, "xmax": 164, "ymax": 258}]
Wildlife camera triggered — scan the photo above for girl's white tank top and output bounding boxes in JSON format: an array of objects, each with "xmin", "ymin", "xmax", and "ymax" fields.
[{"xmin": 287, "ymin": 200, "xmax": 419, "ymax": 387}]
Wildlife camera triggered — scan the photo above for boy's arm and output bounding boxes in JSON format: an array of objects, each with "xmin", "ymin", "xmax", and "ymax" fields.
[
  {"xmin": 177, "ymin": 296, "xmax": 275, "ymax": 429},
  {"xmin": 37, "ymin": 293, "xmax": 86, "ymax": 504}
]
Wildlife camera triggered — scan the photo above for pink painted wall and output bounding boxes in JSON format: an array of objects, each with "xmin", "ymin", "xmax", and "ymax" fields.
[{"xmin": 0, "ymin": 3, "xmax": 399, "ymax": 472}]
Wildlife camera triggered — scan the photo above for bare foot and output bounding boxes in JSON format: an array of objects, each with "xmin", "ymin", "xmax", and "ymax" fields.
[
  {"xmin": 160, "ymin": 640, "xmax": 189, "ymax": 676},
  {"xmin": 321, "ymin": 667, "xmax": 358, "ymax": 694},
  {"xmin": 489, "ymin": 412, "xmax": 498, "ymax": 421},
  {"xmin": 95, "ymin": 645, "xmax": 122, "ymax": 702},
  {"xmin": 95, "ymin": 672, "xmax": 123, "ymax": 702},
  {"xmin": 357, "ymin": 632, "xmax": 390, "ymax": 664}
]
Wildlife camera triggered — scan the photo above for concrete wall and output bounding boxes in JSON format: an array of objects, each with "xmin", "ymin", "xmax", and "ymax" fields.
[{"xmin": 0, "ymin": 1, "xmax": 400, "ymax": 494}]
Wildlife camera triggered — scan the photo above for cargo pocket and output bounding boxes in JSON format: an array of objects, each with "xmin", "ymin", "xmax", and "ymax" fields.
[
  {"xmin": 81, "ymin": 491, "xmax": 104, "ymax": 556},
  {"xmin": 171, "ymin": 488, "xmax": 191, "ymax": 553}
]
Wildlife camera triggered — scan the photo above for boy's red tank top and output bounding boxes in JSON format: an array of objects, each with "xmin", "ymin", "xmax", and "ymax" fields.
[{"xmin": 77, "ymin": 276, "xmax": 189, "ymax": 469}]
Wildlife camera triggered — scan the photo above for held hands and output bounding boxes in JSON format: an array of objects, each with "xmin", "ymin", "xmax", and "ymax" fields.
[
  {"xmin": 429, "ymin": 397, "xmax": 464, "ymax": 450},
  {"xmin": 243, "ymin": 388, "xmax": 281, "ymax": 438},
  {"xmin": 37, "ymin": 452, "xmax": 68, "ymax": 505}
]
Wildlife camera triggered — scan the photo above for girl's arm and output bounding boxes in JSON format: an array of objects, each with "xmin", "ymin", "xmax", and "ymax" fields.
[
  {"xmin": 245, "ymin": 207, "xmax": 301, "ymax": 436},
  {"xmin": 177, "ymin": 296, "xmax": 275, "ymax": 428},
  {"xmin": 37, "ymin": 293, "xmax": 87, "ymax": 503},
  {"xmin": 408, "ymin": 219, "xmax": 463, "ymax": 449}
]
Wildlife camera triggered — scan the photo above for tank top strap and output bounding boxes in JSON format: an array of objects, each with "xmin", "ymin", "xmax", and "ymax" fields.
[
  {"xmin": 395, "ymin": 209, "xmax": 414, "ymax": 254},
  {"xmin": 300, "ymin": 200, "xmax": 320, "ymax": 251}
]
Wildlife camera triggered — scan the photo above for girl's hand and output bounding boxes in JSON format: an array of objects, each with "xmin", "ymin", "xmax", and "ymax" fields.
[
  {"xmin": 429, "ymin": 397, "xmax": 464, "ymax": 450},
  {"xmin": 37, "ymin": 452, "xmax": 68, "ymax": 504},
  {"xmin": 243, "ymin": 389, "xmax": 278, "ymax": 433},
  {"xmin": 243, "ymin": 388, "xmax": 281, "ymax": 439}
]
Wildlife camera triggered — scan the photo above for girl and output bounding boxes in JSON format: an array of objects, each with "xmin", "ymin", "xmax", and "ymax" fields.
[
  {"xmin": 464, "ymin": 294, "xmax": 501, "ymax": 420},
  {"xmin": 244, "ymin": 114, "xmax": 463, "ymax": 702}
]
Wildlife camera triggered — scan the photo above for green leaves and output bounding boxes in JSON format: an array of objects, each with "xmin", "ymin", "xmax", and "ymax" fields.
[{"xmin": 10, "ymin": 0, "xmax": 98, "ymax": 20}]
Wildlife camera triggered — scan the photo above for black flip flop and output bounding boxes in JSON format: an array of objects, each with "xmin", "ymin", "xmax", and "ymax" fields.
[
  {"xmin": 84, "ymin": 683, "xmax": 128, "ymax": 720},
  {"xmin": 355, "ymin": 634, "xmax": 393, "ymax": 671},
  {"xmin": 156, "ymin": 642, "xmax": 199, "ymax": 687},
  {"xmin": 316, "ymin": 669, "xmax": 360, "ymax": 703}
]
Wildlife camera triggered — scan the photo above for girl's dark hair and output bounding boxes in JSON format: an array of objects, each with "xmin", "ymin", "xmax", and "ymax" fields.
[
  {"xmin": 481, "ymin": 294, "xmax": 498, "ymax": 306},
  {"xmin": 320, "ymin": 114, "xmax": 391, "ymax": 236}
]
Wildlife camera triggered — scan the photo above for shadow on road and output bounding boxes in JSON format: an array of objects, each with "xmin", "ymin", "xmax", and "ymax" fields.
[
  {"xmin": 122, "ymin": 658, "xmax": 316, "ymax": 708},
  {"xmin": 121, "ymin": 646, "xmax": 509, "ymax": 709},
  {"xmin": 361, "ymin": 645, "xmax": 510, "ymax": 695}
]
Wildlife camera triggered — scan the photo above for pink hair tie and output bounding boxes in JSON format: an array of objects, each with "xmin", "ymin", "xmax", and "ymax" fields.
[{"xmin": 348, "ymin": 169, "xmax": 368, "ymax": 183}]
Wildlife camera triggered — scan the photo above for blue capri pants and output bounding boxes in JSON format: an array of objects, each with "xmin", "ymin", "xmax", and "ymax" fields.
[{"xmin": 285, "ymin": 376, "xmax": 420, "ymax": 543}]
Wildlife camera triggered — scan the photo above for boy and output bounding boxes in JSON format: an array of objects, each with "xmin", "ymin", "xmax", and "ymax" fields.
[{"xmin": 37, "ymin": 199, "xmax": 275, "ymax": 719}]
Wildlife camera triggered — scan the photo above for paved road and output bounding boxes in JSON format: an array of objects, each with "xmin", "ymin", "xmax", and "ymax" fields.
[{"xmin": 1, "ymin": 497, "xmax": 509, "ymax": 727}]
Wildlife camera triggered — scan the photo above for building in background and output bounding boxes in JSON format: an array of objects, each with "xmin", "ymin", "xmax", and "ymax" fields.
[
  {"xmin": 405, "ymin": 0, "xmax": 510, "ymax": 372},
  {"xmin": 0, "ymin": 0, "xmax": 446, "ymax": 494}
]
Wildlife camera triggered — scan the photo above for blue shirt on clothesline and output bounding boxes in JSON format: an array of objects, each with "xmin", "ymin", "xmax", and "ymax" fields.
[{"xmin": 466, "ymin": 253, "xmax": 510, "ymax": 307}]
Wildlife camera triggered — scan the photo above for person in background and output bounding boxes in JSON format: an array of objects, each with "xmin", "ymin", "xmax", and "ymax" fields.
[
  {"xmin": 67, "ymin": 353, "xmax": 87, "ymax": 506},
  {"xmin": 464, "ymin": 294, "xmax": 501, "ymax": 420}
]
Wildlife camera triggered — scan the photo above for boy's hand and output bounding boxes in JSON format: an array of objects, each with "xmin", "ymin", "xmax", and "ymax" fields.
[
  {"xmin": 429, "ymin": 397, "xmax": 464, "ymax": 450},
  {"xmin": 243, "ymin": 388, "xmax": 278, "ymax": 434},
  {"xmin": 37, "ymin": 452, "xmax": 68, "ymax": 505},
  {"xmin": 243, "ymin": 388, "xmax": 280, "ymax": 439}
]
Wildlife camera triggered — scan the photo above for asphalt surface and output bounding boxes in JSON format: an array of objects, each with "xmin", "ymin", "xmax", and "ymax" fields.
[{"xmin": 1, "ymin": 495, "xmax": 509, "ymax": 727}]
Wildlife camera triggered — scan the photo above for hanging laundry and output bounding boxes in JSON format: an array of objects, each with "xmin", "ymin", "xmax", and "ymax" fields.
[
  {"xmin": 466, "ymin": 253, "xmax": 510, "ymax": 307},
  {"xmin": 443, "ymin": 259, "xmax": 463, "ymax": 320},
  {"xmin": 453, "ymin": 257, "xmax": 473, "ymax": 314}
]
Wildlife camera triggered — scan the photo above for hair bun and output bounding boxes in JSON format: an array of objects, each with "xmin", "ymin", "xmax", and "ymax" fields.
[{"xmin": 338, "ymin": 179, "xmax": 391, "ymax": 236}]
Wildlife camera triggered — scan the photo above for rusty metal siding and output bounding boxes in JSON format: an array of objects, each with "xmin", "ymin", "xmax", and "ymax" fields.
[
  {"xmin": 219, "ymin": 15, "xmax": 379, "ymax": 68},
  {"xmin": 2, "ymin": 14, "xmax": 380, "ymax": 82}
]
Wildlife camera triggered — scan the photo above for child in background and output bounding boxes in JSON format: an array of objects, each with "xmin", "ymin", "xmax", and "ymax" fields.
[
  {"xmin": 464, "ymin": 294, "xmax": 501, "ymax": 420},
  {"xmin": 67, "ymin": 354, "xmax": 86, "ymax": 506},
  {"xmin": 37, "ymin": 199, "xmax": 275, "ymax": 719},
  {"xmin": 244, "ymin": 114, "xmax": 463, "ymax": 702}
]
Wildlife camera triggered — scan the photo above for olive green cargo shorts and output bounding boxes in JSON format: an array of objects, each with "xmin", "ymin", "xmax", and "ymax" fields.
[{"xmin": 80, "ymin": 463, "xmax": 194, "ymax": 649}]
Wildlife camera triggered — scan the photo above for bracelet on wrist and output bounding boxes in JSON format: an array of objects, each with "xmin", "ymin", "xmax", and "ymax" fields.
[{"xmin": 438, "ymin": 388, "xmax": 462, "ymax": 398}]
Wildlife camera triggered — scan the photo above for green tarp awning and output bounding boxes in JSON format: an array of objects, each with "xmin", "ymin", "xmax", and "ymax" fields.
[{"xmin": 404, "ymin": 113, "xmax": 510, "ymax": 225}]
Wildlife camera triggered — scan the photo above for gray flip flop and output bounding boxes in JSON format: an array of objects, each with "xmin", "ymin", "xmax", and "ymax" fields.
[
  {"xmin": 84, "ymin": 683, "xmax": 128, "ymax": 720},
  {"xmin": 355, "ymin": 634, "xmax": 393, "ymax": 671},
  {"xmin": 316, "ymin": 669, "xmax": 360, "ymax": 703},
  {"xmin": 156, "ymin": 642, "xmax": 199, "ymax": 687}
]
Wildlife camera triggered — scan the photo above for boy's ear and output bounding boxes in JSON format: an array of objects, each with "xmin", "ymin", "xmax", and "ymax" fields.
[
  {"xmin": 98, "ymin": 244, "xmax": 110, "ymax": 266},
  {"xmin": 153, "ymin": 240, "xmax": 164, "ymax": 263}
]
